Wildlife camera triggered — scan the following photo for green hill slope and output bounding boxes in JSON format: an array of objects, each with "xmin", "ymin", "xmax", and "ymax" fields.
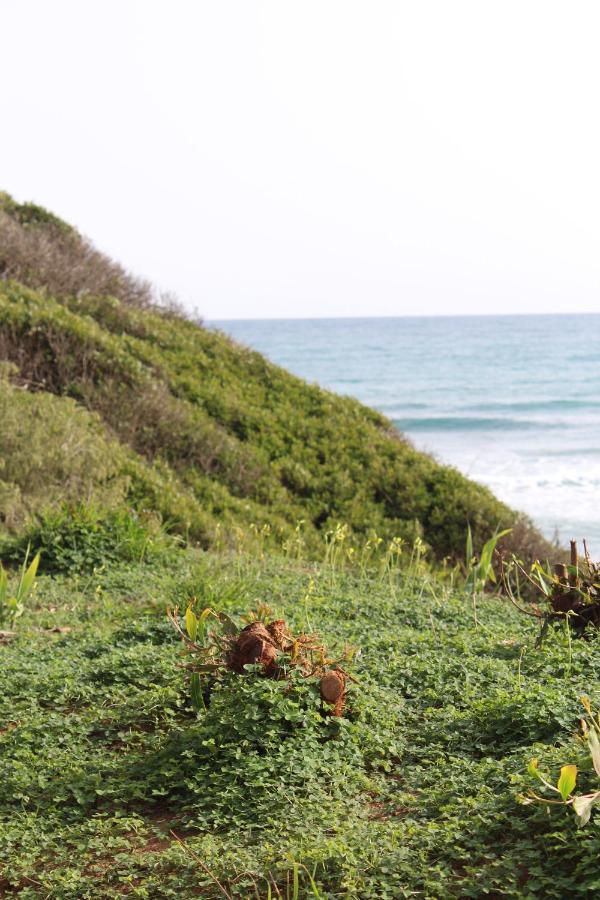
[{"xmin": 0, "ymin": 192, "xmax": 548, "ymax": 560}]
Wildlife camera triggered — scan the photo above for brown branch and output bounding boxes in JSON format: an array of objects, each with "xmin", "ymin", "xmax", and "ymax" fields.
[
  {"xmin": 500, "ymin": 569, "xmax": 543, "ymax": 618},
  {"xmin": 170, "ymin": 831, "xmax": 233, "ymax": 899},
  {"xmin": 166, "ymin": 607, "xmax": 205, "ymax": 653}
]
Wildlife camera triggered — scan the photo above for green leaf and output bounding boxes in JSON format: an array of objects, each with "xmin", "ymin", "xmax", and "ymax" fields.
[
  {"xmin": 466, "ymin": 524, "xmax": 473, "ymax": 567},
  {"xmin": 531, "ymin": 562, "xmax": 551, "ymax": 596},
  {"xmin": 190, "ymin": 673, "xmax": 204, "ymax": 712},
  {"xmin": 17, "ymin": 551, "xmax": 40, "ymax": 603},
  {"xmin": 198, "ymin": 607, "xmax": 213, "ymax": 626},
  {"xmin": 0, "ymin": 564, "xmax": 7, "ymax": 608},
  {"xmin": 216, "ymin": 611, "xmax": 238, "ymax": 635},
  {"xmin": 587, "ymin": 726, "xmax": 600, "ymax": 777},
  {"xmin": 185, "ymin": 607, "xmax": 198, "ymax": 642},
  {"xmin": 197, "ymin": 607, "xmax": 213, "ymax": 642},
  {"xmin": 573, "ymin": 794, "xmax": 597, "ymax": 827},
  {"xmin": 477, "ymin": 529, "xmax": 511, "ymax": 586},
  {"xmin": 557, "ymin": 765, "xmax": 577, "ymax": 800},
  {"xmin": 527, "ymin": 758, "xmax": 557, "ymax": 792}
]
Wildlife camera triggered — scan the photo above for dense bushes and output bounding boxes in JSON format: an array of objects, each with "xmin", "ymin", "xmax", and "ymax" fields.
[
  {"xmin": 0, "ymin": 363, "xmax": 128, "ymax": 530},
  {"xmin": 0, "ymin": 505, "xmax": 176, "ymax": 574},
  {"xmin": 0, "ymin": 193, "xmax": 552, "ymax": 561},
  {"xmin": 0, "ymin": 192, "xmax": 154, "ymax": 307}
]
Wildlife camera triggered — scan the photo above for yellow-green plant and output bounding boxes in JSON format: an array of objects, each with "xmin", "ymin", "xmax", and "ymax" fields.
[
  {"xmin": 522, "ymin": 697, "xmax": 600, "ymax": 827},
  {"xmin": 465, "ymin": 525, "xmax": 511, "ymax": 623},
  {"xmin": 0, "ymin": 547, "xmax": 40, "ymax": 628}
]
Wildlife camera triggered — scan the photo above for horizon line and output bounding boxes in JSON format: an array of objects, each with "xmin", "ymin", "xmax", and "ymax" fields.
[{"xmin": 207, "ymin": 310, "xmax": 600, "ymax": 322}]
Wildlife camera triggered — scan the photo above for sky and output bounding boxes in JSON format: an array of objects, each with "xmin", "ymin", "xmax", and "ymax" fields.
[{"xmin": 1, "ymin": 0, "xmax": 600, "ymax": 319}]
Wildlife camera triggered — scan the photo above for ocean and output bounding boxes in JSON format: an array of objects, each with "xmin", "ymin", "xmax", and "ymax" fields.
[{"xmin": 209, "ymin": 315, "xmax": 600, "ymax": 549}]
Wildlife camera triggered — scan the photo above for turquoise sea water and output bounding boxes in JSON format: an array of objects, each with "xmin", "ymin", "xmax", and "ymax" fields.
[{"xmin": 210, "ymin": 316, "xmax": 600, "ymax": 548}]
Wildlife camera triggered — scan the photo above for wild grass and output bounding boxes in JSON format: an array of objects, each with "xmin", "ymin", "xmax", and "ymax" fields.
[{"xmin": 0, "ymin": 546, "xmax": 39, "ymax": 628}]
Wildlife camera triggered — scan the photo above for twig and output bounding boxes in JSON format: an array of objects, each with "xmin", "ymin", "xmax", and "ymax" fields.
[
  {"xmin": 166, "ymin": 607, "xmax": 205, "ymax": 653},
  {"xmin": 268, "ymin": 872, "xmax": 283, "ymax": 898},
  {"xmin": 570, "ymin": 540, "xmax": 579, "ymax": 587},
  {"xmin": 19, "ymin": 874, "xmax": 43, "ymax": 888},
  {"xmin": 583, "ymin": 540, "xmax": 599, "ymax": 578},
  {"xmin": 170, "ymin": 830, "xmax": 233, "ymax": 899},
  {"xmin": 500, "ymin": 570, "xmax": 543, "ymax": 618},
  {"xmin": 512, "ymin": 559, "xmax": 552, "ymax": 595}
]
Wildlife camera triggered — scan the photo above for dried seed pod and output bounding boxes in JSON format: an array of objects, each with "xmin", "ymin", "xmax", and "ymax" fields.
[
  {"xmin": 239, "ymin": 622, "xmax": 273, "ymax": 642},
  {"xmin": 320, "ymin": 670, "xmax": 345, "ymax": 704},
  {"xmin": 229, "ymin": 622, "xmax": 279, "ymax": 673}
]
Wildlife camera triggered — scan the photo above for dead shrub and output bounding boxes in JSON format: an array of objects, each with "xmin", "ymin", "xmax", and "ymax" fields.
[
  {"xmin": 0, "ymin": 200, "xmax": 152, "ymax": 307},
  {"xmin": 168, "ymin": 605, "xmax": 356, "ymax": 717}
]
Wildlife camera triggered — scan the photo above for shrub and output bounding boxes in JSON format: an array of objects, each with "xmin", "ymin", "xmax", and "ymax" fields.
[
  {"xmin": 139, "ymin": 668, "xmax": 364, "ymax": 833},
  {"xmin": 0, "ymin": 194, "xmax": 555, "ymax": 562},
  {"xmin": 0, "ymin": 363, "xmax": 128, "ymax": 530},
  {"xmin": 0, "ymin": 192, "xmax": 154, "ymax": 307},
  {"xmin": 0, "ymin": 505, "xmax": 175, "ymax": 574}
]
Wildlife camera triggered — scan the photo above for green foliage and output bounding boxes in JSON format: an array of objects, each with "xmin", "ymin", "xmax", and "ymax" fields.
[
  {"xmin": 464, "ymin": 526, "xmax": 512, "ymax": 625},
  {"xmin": 0, "ymin": 550, "xmax": 599, "ymax": 896},
  {"xmin": 0, "ymin": 546, "xmax": 39, "ymax": 627},
  {"xmin": 0, "ymin": 505, "xmax": 175, "ymax": 574},
  {"xmin": 465, "ymin": 525, "xmax": 512, "ymax": 594},
  {"xmin": 0, "ymin": 275, "xmax": 550, "ymax": 562},
  {"xmin": 0, "ymin": 192, "xmax": 74, "ymax": 234},
  {"xmin": 523, "ymin": 697, "xmax": 600, "ymax": 827},
  {"xmin": 0, "ymin": 364, "xmax": 129, "ymax": 531},
  {"xmin": 143, "ymin": 669, "xmax": 364, "ymax": 832}
]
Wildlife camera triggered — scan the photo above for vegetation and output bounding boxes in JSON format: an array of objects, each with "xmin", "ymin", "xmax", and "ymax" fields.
[
  {"xmin": 523, "ymin": 696, "xmax": 600, "ymax": 828},
  {"xmin": 2, "ymin": 191, "xmax": 592, "ymax": 897},
  {"xmin": 0, "ymin": 363, "xmax": 130, "ymax": 532},
  {"xmin": 1, "ymin": 545, "xmax": 599, "ymax": 897},
  {"xmin": 0, "ymin": 191, "xmax": 550, "ymax": 562},
  {"xmin": 0, "ymin": 547, "xmax": 39, "ymax": 629},
  {"xmin": 0, "ymin": 192, "xmax": 156, "ymax": 307}
]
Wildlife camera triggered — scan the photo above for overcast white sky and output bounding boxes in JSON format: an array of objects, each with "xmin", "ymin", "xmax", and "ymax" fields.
[{"xmin": 1, "ymin": 1, "xmax": 599, "ymax": 318}]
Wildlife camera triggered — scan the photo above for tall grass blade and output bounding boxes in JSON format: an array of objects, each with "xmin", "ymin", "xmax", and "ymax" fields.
[
  {"xmin": 476, "ymin": 529, "xmax": 512, "ymax": 589},
  {"xmin": 18, "ymin": 551, "xmax": 40, "ymax": 603},
  {"xmin": 0, "ymin": 564, "xmax": 7, "ymax": 608},
  {"xmin": 466, "ymin": 524, "xmax": 473, "ymax": 569}
]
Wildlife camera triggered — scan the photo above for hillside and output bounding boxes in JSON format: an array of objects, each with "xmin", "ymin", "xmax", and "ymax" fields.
[
  {"xmin": 0, "ymin": 193, "xmax": 595, "ymax": 898},
  {"xmin": 0, "ymin": 192, "xmax": 548, "ymax": 563}
]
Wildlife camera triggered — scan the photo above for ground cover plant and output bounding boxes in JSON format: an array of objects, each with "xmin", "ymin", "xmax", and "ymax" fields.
[{"xmin": 1, "ymin": 541, "xmax": 599, "ymax": 898}]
